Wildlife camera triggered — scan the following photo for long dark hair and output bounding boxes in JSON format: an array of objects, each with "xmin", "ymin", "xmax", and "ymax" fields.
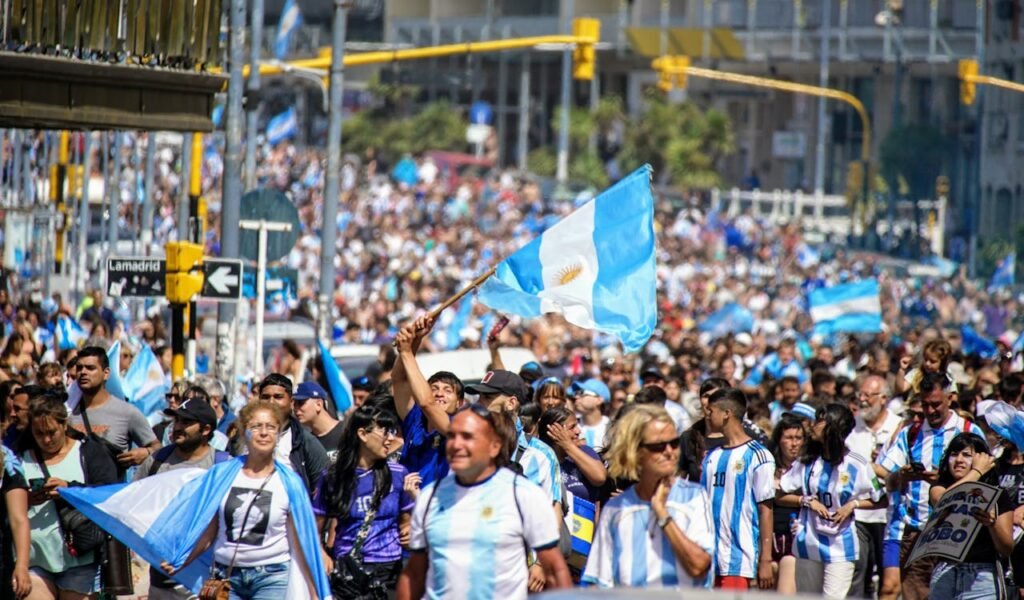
[
  {"xmin": 771, "ymin": 413, "xmax": 806, "ymax": 468},
  {"xmin": 328, "ymin": 405, "xmax": 399, "ymax": 517},
  {"xmin": 537, "ymin": 406, "xmax": 574, "ymax": 454},
  {"xmin": 937, "ymin": 432, "xmax": 991, "ymax": 487},
  {"xmin": 802, "ymin": 403, "xmax": 854, "ymax": 466}
]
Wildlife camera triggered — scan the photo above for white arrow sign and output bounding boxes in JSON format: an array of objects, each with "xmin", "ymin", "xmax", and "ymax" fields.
[{"xmin": 207, "ymin": 266, "xmax": 239, "ymax": 294}]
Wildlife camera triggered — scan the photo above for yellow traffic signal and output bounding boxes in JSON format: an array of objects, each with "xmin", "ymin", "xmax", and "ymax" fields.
[
  {"xmin": 165, "ymin": 241, "xmax": 204, "ymax": 272},
  {"xmin": 959, "ymin": 58, "xmax": 978, "ymax": 106},
  {"xmin": 651, "ymin": 56, "xmax": 690, "ymax": 92},
  {"xmin": 166, "ymin": 272, "xmax": 205, "ymax": 304},
  {"xmin": 572, "ymin": 18, "xmax": 600, "ymax": 81}
]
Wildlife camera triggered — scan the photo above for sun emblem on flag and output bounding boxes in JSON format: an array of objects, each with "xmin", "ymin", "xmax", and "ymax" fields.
[
  {"xmin": 554, "ymin": 263, "xmax": 584, "ymax": 286},
  {"xmin": 840, "ymin": 473, "xmax": 850, "ymax": 485},
  {"xmin": 481, "ymin": 506, "xmax": 494, "ymax": 519}
]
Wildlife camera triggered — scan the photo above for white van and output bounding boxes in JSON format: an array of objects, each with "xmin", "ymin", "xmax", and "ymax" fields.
[{"xmin": 416, "ymin": 347, "xmax": 539, "ymax": 385}]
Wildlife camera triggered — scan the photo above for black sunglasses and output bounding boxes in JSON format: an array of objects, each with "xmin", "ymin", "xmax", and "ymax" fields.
[{"xmin": 639, "ymin": 438, "xmax": 681, "ymax": 453}]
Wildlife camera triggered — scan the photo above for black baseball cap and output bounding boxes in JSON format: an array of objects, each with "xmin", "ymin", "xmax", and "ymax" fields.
[
  {"xmin": 351, "ymin": 375, "xmax": 377, "ymax": 392},
  {"xmin": 641, "ymin": 367, "xmax": 665, "ymax": 382},
  {"xmin": 466, "ymin": 370, "xmax": 527, "ymax": 403},
  {"xmin": 164, "ymin": 397, "xmax": 217, "ymax": 429}
]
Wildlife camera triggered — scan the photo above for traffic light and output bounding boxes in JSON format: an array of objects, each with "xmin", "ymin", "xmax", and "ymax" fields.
[
  {"xmin": 165, "ymin": 241, "xmax": 204, "ymax": 304},
  {"xmin": 959, "ymin": 58, "xmax": 978, "ymax": 106},
  {"xmin": 572, "ymin": 18, "xmax": 600, "ymax": 81},
  {"xmin": 651, "ymin": 56, "xmax": 690, "ymax": 92}
]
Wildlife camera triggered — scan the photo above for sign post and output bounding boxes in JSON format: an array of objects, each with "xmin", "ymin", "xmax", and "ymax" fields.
[
  {"xmin": 240, "ymin": 219, "xmax": 292, "ymax": 376},
  {"xmin": 201, "ymin": 258, "xmax": 244, "ymax": 301}
]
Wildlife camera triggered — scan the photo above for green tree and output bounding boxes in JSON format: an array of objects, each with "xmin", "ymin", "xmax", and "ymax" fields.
[
  {"xmin": 879, "ymin": 124, "xmax": 953, "ymax": 201},
  {"xmin": 342, "ymin": 98, "xmax": 467, "ymax": 162}
]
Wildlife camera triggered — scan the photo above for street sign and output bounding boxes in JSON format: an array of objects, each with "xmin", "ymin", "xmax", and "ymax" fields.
[
  {"xmin": 239, "ymin": 189, "xmax": 301, "ymax": 263},
  {"xmin": 469, "ymin": 100, "xmax": 493, "ymax": 125},
  {"xmin": 202, "ymin": 258, "xmax": 244, "ymax": 301},
  {"xmin": 106, "ymin": 257, "xmax": 166, "ymax": 297}
]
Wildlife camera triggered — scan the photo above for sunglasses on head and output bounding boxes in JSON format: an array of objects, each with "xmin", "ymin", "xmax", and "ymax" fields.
[{"xmin": 639, "ymin": 438, "xmax": 681, "ymax": 453}]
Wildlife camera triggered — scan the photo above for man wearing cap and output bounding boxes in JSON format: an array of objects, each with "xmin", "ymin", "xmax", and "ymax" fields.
[
  {"xmin": 467, "ymin": 369, "xmax": 563, "ymax": 507},
  {"xmin": 573, "ymin": 379, "xmax": 611, "ymax": 452},
  {"xmin": 641, "ymin": 368, "xmax": 692, "ymax": 434},
  {"xmin": 294, "ymin": 381, "xmax": 344, "ymax": 464},
  {"xmin": 518, "ymin": 361, "xmax": 544, "ymax": 387},
  {"xmin": 134, "ymin": 397, "xmax": 230, "ymax": 600},
  {"xmin": 256, "ymin": 373, "xmax": 330, "ymax": 495},
  {"xmin": 351, "ymin": 375, "xmax": 377, "ymax": 408}
]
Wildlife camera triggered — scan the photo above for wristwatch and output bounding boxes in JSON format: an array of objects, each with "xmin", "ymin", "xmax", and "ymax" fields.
[{"xmin": 657, "ymin": 514, "xmax": 673, "ymax": 529}]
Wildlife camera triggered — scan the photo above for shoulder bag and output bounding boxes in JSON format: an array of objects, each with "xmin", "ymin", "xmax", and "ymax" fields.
[
  {"xmin": 331, "ymin": 502, "xmax": 382, "ymax": 597},
  {"xmin": 199, "ymin": 469, "xmax": 275, "ymax": 600},
  {"xmin": 33, "ymin": 448, "xmax": 106, "ymax": 556}
]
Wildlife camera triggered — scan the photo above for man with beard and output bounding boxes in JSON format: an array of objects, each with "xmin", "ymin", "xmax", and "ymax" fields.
[
  {"xmin": 134, "ymin": 397, "xmax": 230, "ymax": 599},
  {"xmin": 845, "ymin": 375, "xmax": 902, "ymax": 598},
  {"xmin": 69, "ymin": 346, "xmax": 159, "ymax": 472}
]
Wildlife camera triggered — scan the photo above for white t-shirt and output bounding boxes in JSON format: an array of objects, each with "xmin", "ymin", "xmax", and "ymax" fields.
[
  {"xmin": 409, "ymin": 468, "xmax": 559, "ymax": 600},
  {"xmin": 845, "ymin": 410, "xmax": 902, "ymax": 523},
  {"xmin": 214, "ymin": 470, "xmax": 291, "ymax": 567},
  {"xmin": 579, "ymin": 415, "xmax": 610, "ymax": 452}
]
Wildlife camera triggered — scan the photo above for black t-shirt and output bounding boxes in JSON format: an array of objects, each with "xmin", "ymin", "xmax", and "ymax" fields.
[
  {"xmin": 317, "ymin": 421, "xmax": 345, "ymax": 465},
  {"xmin": 1, "ymin": 448, "xmax": 28, "ymax": 596},
  {"xmin": 999, "ymin": 462, "xmax": 1024, "ymax": 583}
]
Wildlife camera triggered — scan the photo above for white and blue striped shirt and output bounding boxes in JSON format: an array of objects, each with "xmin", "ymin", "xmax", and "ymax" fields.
[
  {"xmin": 409, "ymin": 468, "xmax": 560, "ymax": 600},
  {"xmin": 701, "ymin": 439, "xmax": 775, "ymax": 578},
  {"xmin": 877, "ymin": 412, "xmax": 981, "ymax": 530},
  {"xmin": 580, "ymin": 416, "xmax": 610, "ymax": 452},
  {"xmin": 780, "ymin": 453, "xmax": 884, "ymax": 563},
  {"xmin": 516, "ymin": 432, "xmax": 561, "ymax": 504},
  {"xmin": 582, "ymin": 478, "xmax": 715, "ymax": 588}
]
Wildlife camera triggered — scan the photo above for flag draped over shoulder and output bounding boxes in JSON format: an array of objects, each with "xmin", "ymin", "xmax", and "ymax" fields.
[
  {"xmin": 808, "ymin": 279, "xmax": 882, "ymax": 336},
  {"xmin": 59, "ymin": 458, "xmax": 332, "ymax": 599},
  {"xmin": 477, "ymin": 165, "xmax": 658, "ymax": 353}
]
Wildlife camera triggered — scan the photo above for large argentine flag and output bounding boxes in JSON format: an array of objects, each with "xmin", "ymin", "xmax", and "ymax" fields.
[
  {"xmin": 60, "ymin": 458, "xmax": 332, "ymax": 599},
  {"xmin": 808, "ymin": 279, "xmax": 882, "ymax": 336},
  {"xmin": 274, "ymin": 0, "xmax": 303, "ymax": 59},
  {"xmin": 318, "ymin": 338, "xmax": 353, "ymax": 414},
  {"xmin": 477, "ymin": 165, "xmax": 657, "ymax": 352},
  {"xmin": 56, "ymin": 315, "xmax": 88, "ymax": 350}
]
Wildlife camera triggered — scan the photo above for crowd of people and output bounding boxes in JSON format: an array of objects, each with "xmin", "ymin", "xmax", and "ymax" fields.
[{"xmin": 1, "ymin": 137, "xmax": 1024, "ymax": 600}]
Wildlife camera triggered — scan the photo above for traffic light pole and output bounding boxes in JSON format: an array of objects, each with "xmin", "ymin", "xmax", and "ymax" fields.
[{"xmin": 51, "ymin": 131, "xmax": 69, "ymax": 275}]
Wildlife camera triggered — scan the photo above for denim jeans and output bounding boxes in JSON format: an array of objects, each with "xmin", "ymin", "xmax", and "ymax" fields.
[
  {"xmin": 215, "ymin": 562, "xmax": 289, "ymax": 600},
  {"xmin": 930, "ymin": 561, "xmax": 1003, "ymax": 600}
]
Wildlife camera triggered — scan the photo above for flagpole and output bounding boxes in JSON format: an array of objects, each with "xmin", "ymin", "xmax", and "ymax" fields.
[{"xmin": 429, "ymin": 266, "xmax": 497, "ymax": 320}]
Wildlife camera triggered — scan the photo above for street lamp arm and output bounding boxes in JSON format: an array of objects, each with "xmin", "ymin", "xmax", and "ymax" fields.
[{"xmin": 965, "ymin": 74, "xmax": 1024, "ymax": 95}]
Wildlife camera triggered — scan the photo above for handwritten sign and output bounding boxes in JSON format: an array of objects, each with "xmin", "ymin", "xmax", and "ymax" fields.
[{"xmin": 907, "ymin": 481, "xmax": 1000, "ymax": 565}]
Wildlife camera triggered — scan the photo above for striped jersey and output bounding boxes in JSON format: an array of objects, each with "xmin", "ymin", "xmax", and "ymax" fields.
[
  {"xmin": 780, "ymin": 453, "xmax": 884, "ymax": 563},
  {"xmin": 580, "ymin": 415, "xmax": 610, "ymax": 452},
  {"xmin": 877, "ymin": 412, "xmax": 981, "ymax": 530},
  {"xmin": 701, "ymin": 439, "xmax": 776, "ymax": 578},
  {"xmin": 518, "ymin": 432, "xmax": 562, "ymax": 503},
  {"xmin": 409, "ymin": 468, "xmax": 560, "ymax": 600},
  {"xmin": 582, "ymin": 478, "xmax": 715, "ymax": 589}
]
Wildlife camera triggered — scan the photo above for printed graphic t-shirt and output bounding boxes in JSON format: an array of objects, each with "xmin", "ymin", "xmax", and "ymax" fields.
[{"xmin": 214, "ymin": 470, "xmax": 290, "ymax": 567}]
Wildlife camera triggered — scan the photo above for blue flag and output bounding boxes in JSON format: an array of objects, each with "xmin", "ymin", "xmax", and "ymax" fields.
[
  {"xmin": 477, "ymin": 165, "xmax": 657, "ymax": 353},
  {"xmin": 989, "ymin": 252, "xmax": 1015, "ymax": 291},
  {"xmin": 318, "ymin": 339, "xmax": 353, "ymax": 414},
  {"xmin": 266, "ymin": 107, "xmax": 298, "ymax": 146},
  {"xmin": 808, "ymin": 279, "xmax": 883, "ymax": 336},
  {"xmin": 698, "ymin": 303, "xmax": 754, "ymax": 339},
  {"xmin": 961, "ymin": 324, "xmax": 998, "ymax": 359},
  {"xmin": 274, "ymin": 0, "xmax": 303, "ymax": 59},
  {"xmin": 123, "ymin": 344, "xmax": 169, "ymax": 419}
]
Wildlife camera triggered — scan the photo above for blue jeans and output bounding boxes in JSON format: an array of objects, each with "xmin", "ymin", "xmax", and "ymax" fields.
[
  {"xmin": 930, "ymin": 561, "xmax": 1003, "ymax": 600},
  {"xmin": 215, "ymin": 562, "xmax": 289, "ymax": 600}
]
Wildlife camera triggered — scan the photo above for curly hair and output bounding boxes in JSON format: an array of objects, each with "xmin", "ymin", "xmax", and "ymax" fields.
[
  {"xmin": 238, "ymin": 400, "xmax": 287, "ymax": 430},
  {"xmin": 605, "ymin": 404, "xmax": 675, "ymax": 482}
]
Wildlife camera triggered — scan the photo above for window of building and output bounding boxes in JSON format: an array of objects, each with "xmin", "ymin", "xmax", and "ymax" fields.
[{"xmin": 995, "ymin": 187, "xmax": 1014, "ymax": 238}]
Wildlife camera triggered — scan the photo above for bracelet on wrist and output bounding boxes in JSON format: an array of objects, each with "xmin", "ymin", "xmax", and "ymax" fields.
[
  {"xmin": 800, "ymin": 495, "xmax": 813, "ymax": 508},
  {"xmin": 971, "ymin": 467, "xmax": 984, "ymax": 477}
]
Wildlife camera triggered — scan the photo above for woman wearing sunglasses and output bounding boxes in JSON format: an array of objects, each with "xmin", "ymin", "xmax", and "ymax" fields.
[
  {"xmin": 582, "ymin": 404, "xmax": 714, "ymax": 588},
  {"xmin": 313, "ymin": 405, "xmax": 414, "ymax": 599},
  {"xmin": 777, "ymin": 403, "xmax": 885, "ymax": 599}
]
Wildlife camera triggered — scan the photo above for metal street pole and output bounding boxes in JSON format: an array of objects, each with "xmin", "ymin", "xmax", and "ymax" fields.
[
  {"xmin": 241, "ymin": 219, "xmax": 292, "ymax": 376},
  {"xmin": 968, "ymin": 0, "xmax": 985, "ymax": 279},
  {"xmin": 556, "ymin": 0, "xmax": 574, "ymax": 184},
  {"xmin": 78, "ymin": 132, "xmax": 93, "ymax": 300},
  {"xmin": 141, "ymin": 131, "xmax": 156, "ymax": 255},
  {"xmin": 178, "ymin": 134, "xmax": 192, "ymax": 241},
  {"xmin": 218, "ymin": 0, "xmax": 247, "ymax": 383},
  {"xmin": 107, "ymin": 132, "xmax": 121, "ymax": 259},
  {"xmin": 318, "ymin": 0, "xmax": 348, "ymax": 341},
  {"xmin": 813, "ymin": 0, "xmax": 831, "ymax": 197},
  {"xmin": 244, "ymin": 0, "xmax": 265, "ymax": 191},
  {"xmin": 517, "ymin": 53, "xmax": 531, "ymax": 170}
]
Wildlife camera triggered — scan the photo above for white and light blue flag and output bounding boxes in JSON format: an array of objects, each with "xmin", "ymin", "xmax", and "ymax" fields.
[
  {"xmin": 59, "ymin": 458, "xmax": 332, "ymax": 599},
  {"xmin": 808, "ymin": 279, "xmax": 882, "ymax": 336},
  {"xmin": 123, "ymin": 344, "xmax": 169, "ymax": 419},
  {"xmin": 318, "ymin": 339, "xmax": 353, "ymax": 414},
  {"xmin": 989, "ymin": 251, "xmax": 1015, "ymax": 291},
  {"xmin": 699, "ymin": 303, "xmax": 754, "ymax": 339},
  {"xmin": 477, "ymin": 165, "xmax": 657, "ymax": 352},
  {"xmin": 274, "ymin": 0, "xmax": 303, "ymax": 59},
  {"xmin": 266, "ymin": 107, "xmax": 298, "ymax": 146},
  {"xmin": 56, "ymin": 315, "xmax": 88, "ymax": 350}
]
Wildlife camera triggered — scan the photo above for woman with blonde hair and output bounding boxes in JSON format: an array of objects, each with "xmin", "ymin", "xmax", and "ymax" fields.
[{"xmin": 582, "ymin": 404, "xmax": 715, "ymax": 589}]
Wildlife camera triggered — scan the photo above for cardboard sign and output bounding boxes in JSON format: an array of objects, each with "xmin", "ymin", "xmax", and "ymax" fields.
[{"xmin": 907, "ymin": 481, "xmax": 1001, "ymax": 565}]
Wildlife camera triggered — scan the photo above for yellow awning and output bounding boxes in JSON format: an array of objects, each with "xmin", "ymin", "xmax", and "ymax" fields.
[{"xmin": 626, "ymin": 27, "xmax": 745, "ymax": 61}]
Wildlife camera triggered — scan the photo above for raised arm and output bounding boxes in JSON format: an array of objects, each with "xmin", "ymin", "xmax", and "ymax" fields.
[
  {"xmin": 393, "ymin": 317, "xmax": 434, "ymax": 421},
  {"xmin": 396, "ymin": 317, "xmax": 452, "ymax": 434}
]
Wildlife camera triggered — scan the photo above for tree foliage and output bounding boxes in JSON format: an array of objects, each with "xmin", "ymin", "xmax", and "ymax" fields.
[{"xmin": 879, "ymin": 124, "xmax": 953, "ymax": 201}]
